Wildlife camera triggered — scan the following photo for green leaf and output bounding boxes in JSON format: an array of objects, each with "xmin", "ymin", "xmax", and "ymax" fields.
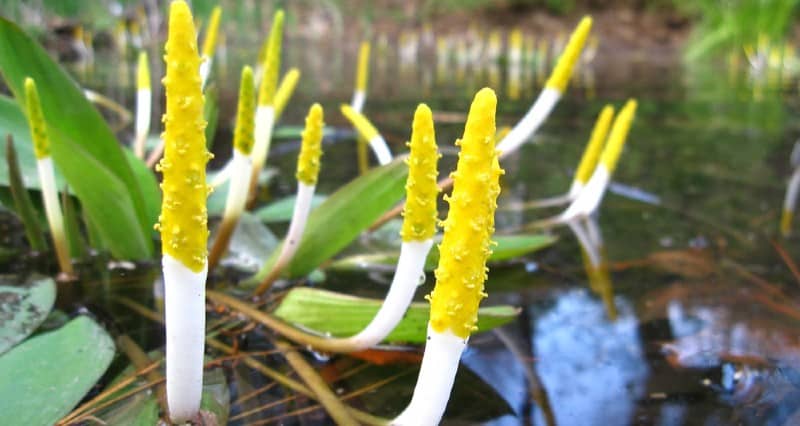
[
  {"xmin": 0, "ymin": 18, "xmax": 154, "ymax": 259},
  {"xmin": 330, "ymin": 233, "xmax": 557, "ymax": 271},
  {"xmin": 249, "ymin": 159, "xmax": 408, "ymax": 283},
  {"xmin": 253, "ymin": 194, "xmax": 327, "ymax": 223},
  {"xmin": 273, "ymin": 287, "xmax": 520, "ymax": 344},
  {"xmin": 0, "ymin": 316, "xmax": 115, "ymax": 425},
  {"xmin": 0, "ymin": 275, "xmax": 55, "ymax": 354},
  {"xmin": 218, "ymin": 212, "xmax": 279, "ymax": 273}
]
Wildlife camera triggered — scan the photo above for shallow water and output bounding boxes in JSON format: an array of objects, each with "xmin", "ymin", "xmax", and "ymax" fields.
[{"xmin": 9, "ymin": 30, "xmax": 800, "ymax": 425}]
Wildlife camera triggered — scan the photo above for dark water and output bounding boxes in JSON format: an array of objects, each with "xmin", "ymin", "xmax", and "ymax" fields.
[{"xmin": 13, "ymin": 31, "xmax": 800, "ymax": 425}]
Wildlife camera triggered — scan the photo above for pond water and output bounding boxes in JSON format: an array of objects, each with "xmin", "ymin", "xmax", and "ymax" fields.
[{"xmin": 8, "ymin": 29, "xmax": 800, "ymax": 425}]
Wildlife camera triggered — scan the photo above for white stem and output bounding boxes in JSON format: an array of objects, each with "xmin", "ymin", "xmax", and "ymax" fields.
[
  {"xmin": 562, "ymin": 165, "xmax": 610, "ymax": 219},
  {"xmin": 393, "ymin": 326, "xmax": 467, "ymax": 426},
  {"xmin": 163, "ymin": 254, "xmax": 207, "ymax": 423},
  {"xmin": 567, "ymin": 180, "xmax": 585, "ymax": 199},
  {"xmin": 497, "ymin": 87, "xmax": 561, "ymax": 157},
  {"xmin": 273, "ymin": 183, "xmax": 316, "ymax": 270},
  {"xmin": 209, "ymin": 159, "xmax": 233, "ymax": 188},
  {"xmin": 784, "ymin": 168, "xmax": 800, "ymax": 212},
  {"xmin": 340, "ymin": 240, "xmax": 433, "ymax": 348},
  {"xmin": 369, "ymin": 135, "xmax": 393, "ymax": 165},
  {"xmin": 251, "ymin": 106, "xmax": 276, "ymax": 186},
  {"xmin": 222, "ymin": 151, "xmax": 252, "ymax": 220},
  {"xmin": 351, "ymin": 90, "xmax": 366, "ymax": 113},
  {"xmin": 568, "ymin": 219, "xmax": 601, "ymax": 268},
  {"xmin": 134, "ymin": 89, "xmax": 151, "ymax": 158},
  {"xmin": 37, "ymin": 158, "xmax": 70, "ymax": 272},
  {"xmin": 199, "ymin": 55, "xmax": 212, "ymax": 90},
  {"xmin": 584, "ymin": 215, "xmax": 604, "ymax": 248}
]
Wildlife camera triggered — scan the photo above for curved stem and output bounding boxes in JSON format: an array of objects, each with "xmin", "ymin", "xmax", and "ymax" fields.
[
  {"xmin": 781, "ymin": 168, "xmax": 800, "ymax": 235},
  {"xmin": 496, "ymin": 87, "xmax": 560, "ymax": 157},
  {"xmin": 248, "ymin": 106, "xmax": 275, "ymax": 204},
  {"xmin": 37, "ymin": 158, "xmax": 73, "ymax": 275},
  {"xmin": 369, "ymin": 135, "xmax": 393, "ymax": 165},
  {"xmin": 351, "ymin": 89, "xmax": 366, "ymax": 113},
  {"xmin": 208, "ymin": 152, "xmax": 252, "ymax": 270}
]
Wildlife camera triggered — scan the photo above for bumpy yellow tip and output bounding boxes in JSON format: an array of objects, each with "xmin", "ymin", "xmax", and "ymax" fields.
[
  {"xmin": 137, "ymin": 50, "xmax": 150, "ymax": 90},
  {"xmin": 401, "ymin": 104, "xmax": 440, "ymax": 242},
  {"xmin": 545, "ymin": 16, "xmax": 592, "ymax": 93},
  {"xmin": 428, "ymin": 88, "xmax": 504, "ymax": 339},
  {"xmin": 782, "ymin": 208, "xmax": 793, "ymax": 236},
  {"xmin": 296, "ymin": 104, "xmax": 324, "ymax": 185},
  {"xmin": 258, "ymin": 9, "xmax": 284, "ymax": 106},
  {"xmin": 356, "ymin": 41, "xmax": 371, "ymax": 92},
  {"xmin": 233, "ymin": 66, "xmax": 255, "ymax": 155},
  {"xmin": 23, "ymin": 78, "xmax": 50, "ymax": 159},
  {"xmin": 575, "ymin": 105, "xmax": 614, "ymax": 184},
  {"xmin": 274, "ymin": 68, "xmax": 301, "ymax": 120},
  {"xmin": 599, "ymin": 99, "xmax": 636, "ymax": 172},
  {"xmin": 158, "ymin": 0, "xmax": 211, "ymax": 272},
  {"xmin": 341, "ymin": 104, "xmax": 380, "ymax": 141},
  {"xmin": 201, "ymin": 6, "xmax": 222, "ymax": 58}
]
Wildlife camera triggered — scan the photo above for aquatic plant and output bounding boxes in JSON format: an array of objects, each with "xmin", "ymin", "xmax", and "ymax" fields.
[
  {"xmin": 394, "ymin": 87, "xmax": 502, "ymax": 425},
  {"xmin": 351, "ymin": 41, "xmax": 370, "ymax": 112},
  {"xmin": 199, "ymin": 5, "xmax": 222, "ymax": 88},
  {"xmin": 133, "ymin": 50, "xmax": 150, "ymax": 159},
  {"xmin": 208, "ymin": 66, "xmax": 255, "ymax": 270},
  {"xmin": 781, "ymin": 141, "xmax": 800, "ymax": 236},
  {"xmin": 156, "ymin": 1, "xmax": 211, "ymax": 421},
  {"xmin": 23, "ymin": 78, "xmax": 73, "ymax": 277},
  {"xmin": 274, "ymin": 67, "xmax": 301, "ymax": 121},
  {"xmin": 341, "ymin": 104, "xmax": 393, "ymax": 165}
]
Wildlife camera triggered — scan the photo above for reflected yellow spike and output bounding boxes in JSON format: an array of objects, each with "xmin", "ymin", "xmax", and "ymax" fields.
[
  {"xmin": 356, "ymin": 41, "xmax": 371, "ymax": 92},
  {"xmin": 545, "ymin": 16, "xmax": 592, "ymax": 93},
  {"xmin": 158, "ymin": 0, "xmax": 211, "ymax": 272},
  {"xmin": 274, "ymin": 68, "xmax": 301, "ymax": 120},
  {"xmin": 600, "ymin": 99, "xmax": 637, "ymax": 172},
  {"xmin": 575, "ymin": 105, "xmax": 614, "ymax": 184},
  {"xmin": 401, "ymin": 104, "xmax": 439, "ymax": 242},
  {"xmin": 233, "ymin": 66, "xmax": 255, "ymax": 155},
  {"xmin": 24, "ymin": 78, "xmax": 50, "ymax": 159},
  {"xmin": 137, "ymin": 50, "xmax": 150, "ymax": 90},
  {"xmin": 296, "ymin": 104, "xmax": 324, "ymax": 185},
  {"xmin": 782, "ymin": 209, "xmax": 793, "ymax": 236},
  {"xmin": 341, "ymin": 104, "xmax": 379, "ymax": 141},
  {"xmin": 201, "ymin": 6, "xmax": 222, "ymax": 58},
  {"xmin": 258, "ymin": 10, "xmax": 284, "ymax": 106},
  {"xmin": 428, "ymin": 88, "xmax": 504, "ymax": 339}
]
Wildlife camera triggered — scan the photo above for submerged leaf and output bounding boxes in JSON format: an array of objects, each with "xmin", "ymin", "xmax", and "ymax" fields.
[
  {"xmin": 273, "ymin": 287, "xmax": 520, "ymax": 344},
  {"xmin": 217, "ymin": 212, "xmax": 279, "ymax": 273},
  {"xmin": 0, "ymin": 275, "xmax": 55, "ymax": 354},
  {"xmin": 0, "ymin": 316, "xmax": 115, "ymax": 425}
]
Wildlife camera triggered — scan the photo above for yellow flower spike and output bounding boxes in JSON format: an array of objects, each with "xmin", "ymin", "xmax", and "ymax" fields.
[
  {"xmin": 428, "ymin": 88, "xmax": 504, "ymax": 339},
  {"xmin": 23, "ymin": 78, "xmax": 50, "ymax": 159},
  {"xmin": 258, "ymin": 9, "xmax": 284, "ymax": 106},
  {"xmin": 600, "ymin": 99, "xmax": 637, "ymax": 173},
  {"xmin": 545, "ymin": 16, "xmax": 592, "ymax": 93},
  {"xmin": 159, "ymin": 0, "xmax": 211, "ymax": 273},
  {"xmin": 574, "ymin": 105, "xmax": 614, "ymax": 184},
  {"xmin": 356, "ymin": 41, "xmax": 371, "ymax": 92},
  {"xmin": 274, "ymin": 68, "xmax": 301, "ymax": 120},
  {"xmin": 296, "ymin": 104, "xmax": 324, "ymax": 185},
  {"xmin": 340, "ymin": 104, "xmax": 379, "ymax": 141},
  {"xmin": 233, "ymin": 66, "xmax": 255, "ymax": 155},
  {"xmin": 201, "ymin": 6, "xmax": 222, "ymax": 58},
  {"xmin": 137, "ymin": 50, "xmax": 150, "ymax": 90},
  {"xmin": 400, "ymin": 104, "xmax": 440, "ymax": 242},
  {"xmin": 509, "ymin": 28, "xmax": 523, "ymax": 50}
]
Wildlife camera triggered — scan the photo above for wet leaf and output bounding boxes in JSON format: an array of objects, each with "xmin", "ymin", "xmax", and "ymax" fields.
[
  {"xmin": 218, "ymin": 212, "xmax": 279, "ymax": 273},
  {"xmin": 0, "ymin": 18, "xmax": 156, "ymax": 259},
  {"xmin": 0, "ymin": 316, "xmax": 115, "ymax": 425},
  {"xmin": 249, "ymin": 159, "xmax": 408, "ymax": 283},
  {"xmin": 273, "ymin": 287, "xmax": 520, "ymax": 344},
  {"xmin": 253, "ymin": 194, "xmax": 327, "ymax": 223},
  {"xmin": 0, "ymin": 275, "xmax": 55, "ymax": 354},
  {"xmin": 330, "ymin": 233, "xmax": 557, "ymax": 272}
]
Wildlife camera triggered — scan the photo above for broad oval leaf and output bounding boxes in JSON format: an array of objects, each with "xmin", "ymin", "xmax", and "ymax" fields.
[
  {"xmin": 0, "ymin": 18, "xmax": 155, "ymax": 259},
  {"xmin": 273, "ymin": 287, "xmax": 520, "ymax": 344},
  {"xmin": 0, "ymin": 275, "xmax": 55, "ymax": 354},
  {"xmin": 0, "ymin": 316, "xmax": 115, "ymax": 426}
]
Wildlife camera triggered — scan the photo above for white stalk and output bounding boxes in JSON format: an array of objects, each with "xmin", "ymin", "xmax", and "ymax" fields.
[
  {"xmin": 163, "ymin": 254, "xmax": 207, "ymax": 423},
  {"xmin": 134, "ymin": 88, "xmax": 151, "ymax": 158},
  {"xmin": 528, "ymin": 165, "xmax": 610, "ymax": 229},
  {"xmin": 567, "ymin": 179, "xmax": 585, "ymax": 199},
  {"xmin": 340, "ymin": 239, "xmax": 433, "ymax": 348},
  {"xmin": 37, "ymin": 157, "xmax": 71, "ymax": 274},
  {"xmin": 251, "ymin": 105, "xmax": 275, "ymax": 187},
  {"xmin": 368, "ymin": 134, "xmax": 393, "ymax": 165},
  {"xmin": 497, "ymin": 87, "xmax": 561, "ymax": 157},
  {"xmin": 568, "ymin": 219, "xmax": 601, "ymax": 268},
  {"xmin": 273, "ymin": 182, "xmax": 316, "ymax": 270},
  {"xmin": 392, "ymin": 326, "xmax": 467, "ymax": 426},
  {"xmin": 784, "ymin": 168, "xmax": 800, "ymax": 214},
  {"xmin": 222, "ymin": 151, "xmax": 252, "ymax": 220},
  {"xmin": 199, "ymin": 55, "xmax": 212, "ymax": 90},
  {"xmin": 209, "ymin": 159, "xmax": 233, "ymax": 188},
  {"xmin": 351, "ymin": 90, "xmax": 366, "ymax": 113}
]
